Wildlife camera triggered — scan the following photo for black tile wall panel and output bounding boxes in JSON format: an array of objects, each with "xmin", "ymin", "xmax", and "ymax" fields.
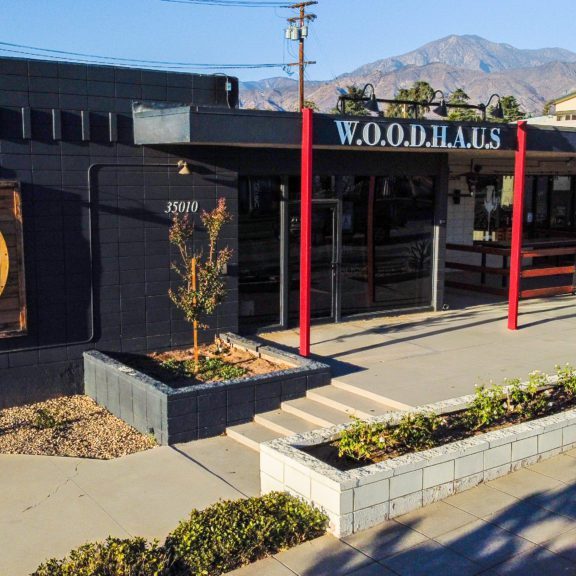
[{"xmin": 0, "ymin": 56, "xmax": 240, "ymax": 407}]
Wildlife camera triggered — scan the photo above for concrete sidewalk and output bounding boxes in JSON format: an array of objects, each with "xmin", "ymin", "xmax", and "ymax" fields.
[
  {"xmin": 262, "ymin": 294, "xmax": 576, "ymax": 407},
  {"xmin": 0, "ymin": 437, "xmax": 260, "ymax": 575}
]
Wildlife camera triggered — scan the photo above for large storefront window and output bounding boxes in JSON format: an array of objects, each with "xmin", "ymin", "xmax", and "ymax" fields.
[
  {"xmin": 473, "ymin": 175, "xmax": 576, "ymax": 242},
  {"xmin": 238, "ymin": 177, "xmax": 281, "ymax": 331},
  {"xmin": 341, "ymin": 176, "xmax": 435, "ymax": 313},
  {"xmin": 238, "ymin": 173, "xmax": 436, "ymax": 333}
]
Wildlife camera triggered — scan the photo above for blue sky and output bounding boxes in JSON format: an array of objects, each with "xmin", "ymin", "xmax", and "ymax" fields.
[{"xmin": 2, "ymin": 0, "xmax": 576, "ymax": 82}]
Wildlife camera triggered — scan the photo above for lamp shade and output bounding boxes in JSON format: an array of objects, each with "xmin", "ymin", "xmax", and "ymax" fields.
[
  {"xmin": 432, "ymin": 99, "xmax": 448, "ymax": 118},
  {"xmin": 491, "ymin": 102, "xmax": 504, "ymax": 119},
  {"xmin": 363, "ymin": 95, "xmax": 380, "ymax": 114}
]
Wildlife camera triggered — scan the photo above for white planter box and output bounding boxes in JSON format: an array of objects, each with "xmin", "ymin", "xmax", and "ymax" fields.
[{"xmin": 260, "ymin": 393, "xmax": 576, "ymax": 537}]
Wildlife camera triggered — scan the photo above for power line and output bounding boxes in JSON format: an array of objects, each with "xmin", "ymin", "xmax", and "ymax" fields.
[
  {"xmin": 161, "ymin": 0, "xmax": 291, "ymax": 7},
  {"xmin": 0, "ymin": 41, "xmax": 286, "ymax": 71}
]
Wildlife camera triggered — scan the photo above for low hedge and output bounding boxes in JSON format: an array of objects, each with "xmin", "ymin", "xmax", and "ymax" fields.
[{"xmin": 32, "ymin": 492, "xmax": 328, "ymax": 576}]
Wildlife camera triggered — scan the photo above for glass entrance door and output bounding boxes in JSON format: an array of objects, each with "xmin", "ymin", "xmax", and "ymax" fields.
[{"xmin": 288, "ymin": 201, "xmax": 340, "ymax": 322}]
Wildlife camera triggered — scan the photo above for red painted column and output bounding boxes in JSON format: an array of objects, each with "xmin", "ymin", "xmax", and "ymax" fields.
[
  {"xmin": 300, "ymin": 108, "xmax": 313, "ymax": 357},
  {"xmin": 508, "ymin": 120, "xmax": 528, "ymax": 330}
]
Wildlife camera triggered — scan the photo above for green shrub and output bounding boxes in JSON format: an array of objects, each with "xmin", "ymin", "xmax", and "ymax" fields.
[
  {"xmin": 165, "ymin": 492, "xmax": 327, "ymax": 576},
  {"xmin": 506, "ymin": 373, "xmax": 548, "ymax": 420},
  {"xmin": 32, "ymin": 408, "xmax": 61, "ymax": 430},
  {"xmin": 338, "ymin": 416, "xmax": 390, "ymax": 461},
  {"xmin": 391, "ymin": 412, "xmax": 441, "ymax": 450},
  {"xmin": 199, "ymin": 357, "xmax": 246, "ymax": 381},
  {"xmin": 556, "ymin": 363, "xmax": 576, "ymax": 397},
  {"xmin": 32, "ymin": 537, "xmax": 168, "ymax": 576},
  {"xmin": 464, "ymin": 384, "xmax": 506, "ymax": 430},
  {"xmin": 159, "ymin": 356, "xmax": 246, "ymax": 381}
]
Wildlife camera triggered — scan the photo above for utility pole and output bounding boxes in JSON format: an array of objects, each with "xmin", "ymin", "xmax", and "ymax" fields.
[{"xmin": 285, "ymin": 1, "xmax": 317, "ymax": 111}]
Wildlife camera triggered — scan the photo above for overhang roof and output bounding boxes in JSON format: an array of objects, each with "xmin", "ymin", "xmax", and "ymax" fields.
[
  {"xmin": 132, "ymin": 102, "xmax": 576, "ymax": 156},
  {"xmin": 552, "ymin": 91, "xmax": 576, "ymax": 105}
]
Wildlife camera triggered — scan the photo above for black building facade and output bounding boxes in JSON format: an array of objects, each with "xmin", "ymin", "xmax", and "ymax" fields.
[
  {"xmin": 3, "ymin": 56, "xmax": 576, "ymax": 410},
  {"xmin": 0, "ymin": 57, "xmax": 239, "ymax": 407}
]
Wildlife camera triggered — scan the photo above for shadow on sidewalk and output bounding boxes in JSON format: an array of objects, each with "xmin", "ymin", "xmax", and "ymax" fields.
[{"xmin": 298, "ymin": 482, "xmax": 576, "ymax": 576}]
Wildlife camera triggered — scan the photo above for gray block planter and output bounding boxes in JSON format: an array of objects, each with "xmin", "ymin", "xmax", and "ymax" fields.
[
  {"xmin": 260, "ymin": 389, "xmax": 576, "ymax": 537},
  {"xmin": 83, "ymin": 333, "xmax": 330, "ymax": 445}
]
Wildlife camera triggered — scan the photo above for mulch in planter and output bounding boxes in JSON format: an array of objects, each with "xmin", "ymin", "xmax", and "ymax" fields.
[{"xmin": 110, "ymin": 340, "xmax": 290, "ymax": 389}]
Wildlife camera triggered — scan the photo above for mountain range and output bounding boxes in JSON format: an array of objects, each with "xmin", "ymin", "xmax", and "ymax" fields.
[{"xmin": 239, "ymin": 35, "xmax": 576, "ymax": 115}]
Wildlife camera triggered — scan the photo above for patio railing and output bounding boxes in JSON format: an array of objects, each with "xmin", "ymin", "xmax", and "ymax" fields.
[{"xmin": 445, "ymin": 243, "xmax": 576, "ymax": 299}]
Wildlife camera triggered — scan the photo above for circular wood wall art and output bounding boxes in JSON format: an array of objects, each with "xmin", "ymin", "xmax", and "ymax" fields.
[{"xmin": 0, "ymin": 230, "xmax": 9, "ymax": 298}]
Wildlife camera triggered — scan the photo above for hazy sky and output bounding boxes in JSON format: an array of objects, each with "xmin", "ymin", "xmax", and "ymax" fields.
[{"xmin": 3, "ymin": 0, "xmax": 576, "ymax": 82}]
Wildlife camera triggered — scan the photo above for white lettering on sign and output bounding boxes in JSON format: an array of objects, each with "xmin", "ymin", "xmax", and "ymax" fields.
[
  {"xmin": 165, "ymin": 201, "xmax": 199, "ymax": 214},
  {"xmin": 334, "ymin": 120, "xmax": 502, "ymax": 150},
  {"xmin": 386, "ymin": 123, "xmax": 405, "ymax": 147},
  {"xmin": 335, "ymin": 120, "xmax": 360, "ymax": 145},
  {"xmin": 362, "ymin": 122, "xmax": 382, "ymax": 146}
]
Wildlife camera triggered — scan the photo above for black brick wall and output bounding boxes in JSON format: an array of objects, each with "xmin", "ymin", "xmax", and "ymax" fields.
[{"xmin": 0, "ymin": 57, "xmax": 240, "ymax": 408}]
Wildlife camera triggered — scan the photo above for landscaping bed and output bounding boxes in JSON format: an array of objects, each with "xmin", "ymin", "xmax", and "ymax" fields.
[
  {"xmin": 304, "ymin": 370, "xmax": 576, "ymax": 471},
  {"xmin": 33, "ymin": 492, "xmax": 327, "ymax": 576},
  {"xmin": 112, "ymin": 338, "xmax": 291, "ymax": 389},
  {"xmin": 0, "ymin": 395, "xmax": 156, "ymax": 459},
  {"xmin": 84, "ymin": 333, "xmax": 331, "ymax": 445},
  {"xmin": 261, "ymin": 366, "xmax": 576, "ymax": 537}
]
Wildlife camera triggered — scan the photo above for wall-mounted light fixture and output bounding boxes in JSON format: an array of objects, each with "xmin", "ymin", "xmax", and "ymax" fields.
[
  {"xmin": 177, "ymin": 160, "xmax": 191, "ymax": 175},
  {"xmin": 429, "ymin": 90, "xmax": 448, "ymax": 117}
]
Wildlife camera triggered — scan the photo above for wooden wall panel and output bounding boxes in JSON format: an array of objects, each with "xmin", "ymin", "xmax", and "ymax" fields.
[{"xmin": 0, "ymin": 181, "xmax": 27, "ymax": 338}]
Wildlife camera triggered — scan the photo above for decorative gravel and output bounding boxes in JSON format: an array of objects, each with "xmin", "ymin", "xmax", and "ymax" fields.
[{"xmin": 0, "ymin": 395, "xmax": 157, "ymax": 459}]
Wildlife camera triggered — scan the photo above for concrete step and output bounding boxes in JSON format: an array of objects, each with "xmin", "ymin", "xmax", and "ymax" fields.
[
  {"xmin": 282, "ymin": 397, "xmax": 353, "ymax": 428},
  {"xmin": 255, "ymin": 410, "xmax": 320, "ymax": 436},
  {"xmin": 226, "ymin": 422, "xmax": 282, "ymax": 452},
  {"xmin": 331, "ymin": 379, "xmax": 414, "ymax": 411},
  {"xmin": 306, "ymin": 385, "xmax": 398, "ymax": 419}
]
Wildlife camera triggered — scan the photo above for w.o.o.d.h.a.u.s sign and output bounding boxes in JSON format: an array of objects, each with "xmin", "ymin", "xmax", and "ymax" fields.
[
  {"xmin": 332, "ymin": 119, "xmax": 511, "ymax": 151},
  {"xmin": 0, "ymin": 181, "xmax": 27, "ymax": 338}
]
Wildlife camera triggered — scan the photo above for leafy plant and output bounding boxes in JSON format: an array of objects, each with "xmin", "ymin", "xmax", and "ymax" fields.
[
  {"xmin": 506, "ymin": 372, "xmax": 548, "ymax": 420},
  {"xmin": 165, "ymin": 492, "xmax": 327, "ymax": 576},
  {"xmin": 169, "ymin": 199, "xmax": 233, "ymax": 371},
  {"xmin": 391, "ymin": 412, "xmax": 441, "ymax": 451},
  {"xmin": 199, "ymin": 357, "xmax": 246, "ymax": 381},
  {"xmin": 32, "ymin": 537, "xmax": 169, "ymax": 576},
  {"xmin": 34, "ymin": 493, "xmax": 327, "ymax": 576},
  {"xmin": 159, "ymin": 356, "xmax": 246, "ymax": 382},
  {"xmin": 464, "ymin": 384, "xmax": 507, "ymax": 430},
  {"xmin": 556, "ymin": 363, "xmax": 576, "ymax": 397},
  {"xmin": 32, "ymin": 408, "xmax": 61, "ymax": 431},
  {"xmin": 338, "ymin": 416, "xmax": 391, "ymax": 461}
]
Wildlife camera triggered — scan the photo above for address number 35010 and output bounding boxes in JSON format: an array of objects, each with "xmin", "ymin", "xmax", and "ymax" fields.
[{"xmin": 165, "ymin": 201, "xmax": 199, "ymax": 214}]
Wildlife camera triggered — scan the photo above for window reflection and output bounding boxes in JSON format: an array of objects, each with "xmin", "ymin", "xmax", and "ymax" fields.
[
  {"xmin": 238, "ymin": 177, "xmax": 281, "ymax": 331},
  {"xmin": 341, "ymin": 176, "xmax": 435, "ymax": 313}
]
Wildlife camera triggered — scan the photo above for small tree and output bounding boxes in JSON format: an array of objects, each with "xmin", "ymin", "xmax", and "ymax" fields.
[
  {"xmin": 169, "ymin": 198, "xmax": 232, "ymax": 370},
  {"xmin": 542, "ymin": 100, "xmax": 554, "ymax": 116},
  {"xmin": 302, "ymin": 99, "xmax": 320, "ymax": 112},
  {"xmin": 331, "ymin": 85, "xmax": 370, "ymax": 116},
  {"xmin": 447, "ymin": 88, "xmax": 481, "ymax": 121},
  {"xmin": 488, "ymin": 95, "xmax": 526, "ymax": 123},
  {"xmin": 385, "ymin": 81, "xmax": 435, "ymax": 119}
]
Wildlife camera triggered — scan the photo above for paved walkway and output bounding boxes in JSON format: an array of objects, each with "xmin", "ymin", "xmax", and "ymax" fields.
[
  {"xmin": 262, "ymin": 294, "xmax": 576, "ymax": 406},
  {"xmin": 0, "ymin": 438, "xmax": 261, "ymax": 575},
  {"xmin": 231, "ymin": 449, "xmax": 576, "ymax": 576}
]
